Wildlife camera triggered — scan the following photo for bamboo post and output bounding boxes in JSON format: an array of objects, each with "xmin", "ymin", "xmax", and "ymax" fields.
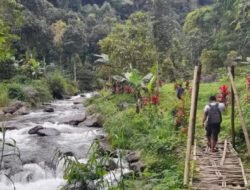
[
  {"xmin": 192, "ymin": 65, "xmax": 202, "ymax": 145},
  {"xmin": 230, "ymin": 66, "xmax": 236, "ymax": 148},
  {"xmin": 228, "ymin": 67, "xmax": 250, "ymax": 155},
  {"xmin": 184, "ymin": 65, "xmax": 200, "ymax": 185}
]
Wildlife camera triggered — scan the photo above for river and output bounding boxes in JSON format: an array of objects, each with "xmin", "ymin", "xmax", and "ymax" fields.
[{"xmin": 0, "ymin": 94, "xmax": 103, "ymax": 190}]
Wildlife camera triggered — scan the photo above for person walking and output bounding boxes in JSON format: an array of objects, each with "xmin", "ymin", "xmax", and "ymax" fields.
[
  {"xmin": 176, "ymin": 84, "xmax": 184, "ymax": 100},
  {"xmin": 202, "ymin": 95, "xmax": 225, "ymax": 152}
]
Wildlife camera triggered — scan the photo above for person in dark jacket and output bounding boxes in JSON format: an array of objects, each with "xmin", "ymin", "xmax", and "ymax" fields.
[{"xmin": 176, "ymin": 84, "xmax": 184, "ymax": 99}]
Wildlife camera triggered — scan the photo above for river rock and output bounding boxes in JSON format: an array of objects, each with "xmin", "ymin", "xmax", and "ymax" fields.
[
  {"xmin": 0, "ymin": 126, "xmax": 17, "ymax": 132},
  {"xmin": 63, "ymin": 151, "xmax": 74, "ymax": 157},
  {"xmin": 63, "ymin": 95, "xmax": 71, "ymax": 100},
  {"xmin": 3, "ymin": 101, "xmax": 24, "ymax": 114},
  {"xmin": 83, "ymin": 113, "xmax": 103, "ymax": 128},
  {"xmin": 14, "ymin": 106, "xmax": 29, "ymax": 115},
  {"xmin": 73, "ymin": 97, "xmax": 85, "ymax": 104},
  {"xmin": 28, "ymin": 126, "xmax": 44, "ymax": 135},
  {"xmin": 37, "ymin": 128, "xmax": 60, "ymax": 136},
  {"xmin": 126, "ymin": 151, "xmax": 140, "ymax": 163},
  {"xmin": 43, "ymin": 107, "xmax": 54, "ymax": 112},
  {"xmin": 96, "ymin": 136, "xmax": 112, "ymax": 155},
  {"xmin": 0, "ymin": 110, "xmax": 4, "ymax": 117},
  {"xmin": 60, "ymin": 113, "xmax": 86, "ymax": 125},
  {"xmin": 129, "ymin": 161, "xmax": 145, "ymax": 173},
  {"xmin": 105, "ymin": 159, "xmax": 118, "ymax": 171}
]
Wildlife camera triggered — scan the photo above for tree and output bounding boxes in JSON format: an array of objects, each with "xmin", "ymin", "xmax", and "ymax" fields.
[
  {"xmin": 51, "ymin": 20, "xmax": 67, "ymax": 69},
  {"xmin": 99, "ymin": 12, "xmax": 158, "ymax": 75}
]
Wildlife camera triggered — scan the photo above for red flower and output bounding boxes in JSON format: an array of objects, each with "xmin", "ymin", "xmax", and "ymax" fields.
[
  {"xmin": 123, "ymin": 85, "xmax": 133, "ymax": 94},
  {"xmin": 219, "ymin": 85, "xmax": 230, "ymax": 95},
  {"xmin": 247, "ymin": 75, "xmax": 250, "ymax": 85},
  {"xmin": 176, "ymin": 110, "xmax": 185, "ymax": 117},
  {"xmin": 151, "ymin": 95, "xmax": 160, "ymax": 105},
  {"xmin": 218, "ymin": 84, "xmax": 230, "ymax": 103}
]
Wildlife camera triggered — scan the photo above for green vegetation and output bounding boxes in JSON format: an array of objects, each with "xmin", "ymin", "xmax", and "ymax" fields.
[{"xmin": 83, "ymin": 84, "xmax": 188, "ymax": 189}]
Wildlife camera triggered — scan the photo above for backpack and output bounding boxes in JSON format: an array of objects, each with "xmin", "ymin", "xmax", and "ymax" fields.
[{"xmin": 207, "ymin": 103, "xmax": 222, "ymax": 124}]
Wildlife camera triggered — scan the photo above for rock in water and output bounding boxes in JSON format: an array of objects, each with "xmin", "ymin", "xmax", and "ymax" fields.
[
  {"xmin": 83, "ymin": 113, "xmax": 103, "ymax": 128},
  {"xmin": 105, "ymin": 159, "xmax": 118, "ymax": 171},
  {"xmin": 96, "ymin": 136, "xmax": 112, "ymax": 155},
  {"xmin": 36, "ymin": 128, "xmax": 60, "ymax": 136},
  {"xmin": 43, "ymin": 107, "xmax": 54, "ymax": 112},
  {"xmin": 3, "ymin": 101, "xmax": 24, "ymax": 114},
  {"xmin": 14, "ymin": 106, "xmax": 29, "ymax": 115},
  {"xmin": 60, "ymin": 113, "xmax": 86, "ymax": 126},
  {"xmin": 73, "ymin": 97, "xmax": 85, "ymax": 104},
  {"xmin": 28, "ymin": 126, "xmax": 44, "ymax": 135}
]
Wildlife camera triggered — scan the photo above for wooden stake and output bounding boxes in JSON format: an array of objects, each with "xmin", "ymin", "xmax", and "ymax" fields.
[
  {"xmin": 230, "ymin": 66, "xmax": 236, "ymax": 148},
  {"xmin": 239, "ymin": 157, "xmax": 248, "ymax": 187},
  {"xmin": 184, "ymin": 65, "xmax": 201, "ymax": 185},
  {"xmin": 228, "ymin": 67, "xmax": 250, "ymax": 155},
  {"xmin": 192, "ymin": 65, "xmax": 202, "ymax": 145}
]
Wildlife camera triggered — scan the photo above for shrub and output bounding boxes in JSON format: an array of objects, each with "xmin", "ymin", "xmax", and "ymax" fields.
[
  {"xmin": 65, "ymin": 80, "xmax": 79, "ymax": 96},
  {"xmin": 11, "ymin": 75, "xmax": 30, "ymax": 84},
  {"xmin": 7, "ymin": 83, "xmax": 25, "ymax": 101},
  {"xmin": 31, "ymin": 80, "xmax": 52, "ymax": 103},
  {"xmin": 0, "ymin": 85, "xmax": 10, "ymax": 107},
  {"xmin": 47, "ymin": 72, "xmax": 66, "ymax": 99}
]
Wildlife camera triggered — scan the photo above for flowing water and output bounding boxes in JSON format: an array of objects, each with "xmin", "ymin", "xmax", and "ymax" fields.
[{"xmin": 0, "ymin": 94, "xmax": 103, "ymax": 190}]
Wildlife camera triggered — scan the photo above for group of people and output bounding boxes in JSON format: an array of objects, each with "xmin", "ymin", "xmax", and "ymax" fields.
[{"xmin": 176, "ymin": 81, "xmax": 225, "ymax": 153}]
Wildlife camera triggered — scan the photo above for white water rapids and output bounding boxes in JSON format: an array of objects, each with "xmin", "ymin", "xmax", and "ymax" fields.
[{"xmin": 0, "ymin": 94, "xmax": 104, "ymax": 190}]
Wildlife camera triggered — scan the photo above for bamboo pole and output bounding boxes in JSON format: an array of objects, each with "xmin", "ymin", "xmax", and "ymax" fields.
[
  {"xmin": 228, "ymin": 67, "xmax": 250, "ymax": 155},
  {"xmin": 192, "ymin": 65, "xmax": 202, "ymax": 145},
  {"xmin": 184, "ymin": 65, "xmax": 200, "ymax": 185},
  {"xmin": 230, "ymin": 66, "xmax": 236, "ymax": 148},
  {"xmin": 220, "ymin": 140, "xmax": 227, "ymax": 166}
]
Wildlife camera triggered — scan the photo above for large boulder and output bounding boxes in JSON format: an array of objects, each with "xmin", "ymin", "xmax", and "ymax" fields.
[
  {"xmin": 36, "ymin": 128, "xmax": 60, "ymax": 136},
  {"xmin": 3, "ymin": 101, "xmax": 24, "ymax": 114},
  {"xmin": 60, "ymin": 113, "xmax": 86, "ymax": 126},
  {"xmin": 28, "ymin": 126, "xmax": 44, "ymax": 135},
  {"xmin": 83, "ymin": 113, "xmax": 103, "ymax": 128},
  {"xmin": 14, "ymin": 106, "xmax": 29, "ymax": 115}
]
